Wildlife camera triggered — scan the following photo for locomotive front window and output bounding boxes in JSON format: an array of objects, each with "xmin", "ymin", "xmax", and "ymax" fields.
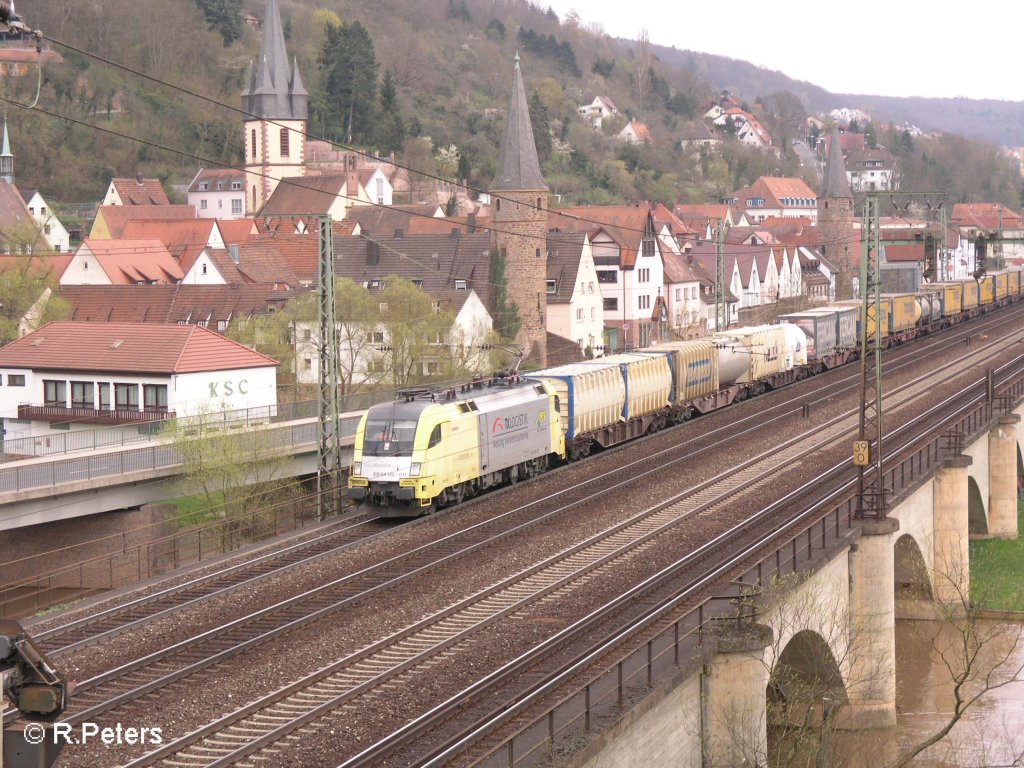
[{"xmin": 365, "ymin": 419, "xmax": 417, "ymax": 455}]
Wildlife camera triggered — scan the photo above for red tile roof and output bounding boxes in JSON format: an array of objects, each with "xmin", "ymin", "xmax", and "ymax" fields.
[
  {"xmin": 122, "ymin": 219, "xmax": 216, "ymax": 275},
  {"xmin": 94, "ymin": 206, "xmax": 198, "ymax": 238},
  {"xmin": 0, "ymin": 322, "xmax": 277, "ymax": 373},
  {"xmin": 109, "ymin": 178, "xmax": 171, "ymax": 206},
  {"xmin": 76, "ymin": 239, "xmax": 184, "ymax": 284}
]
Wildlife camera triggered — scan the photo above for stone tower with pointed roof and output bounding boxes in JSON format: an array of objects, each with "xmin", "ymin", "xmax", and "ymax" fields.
[
  {"xmin": 241, "ymin": 0, "xmax": 308, "ymax": 215},
  {"xmin": 817, "ymin": 126, "xmax": 855, "ymax": 299},
  {"xmin": 491, "ymin": 55, "xmax": 549, "ymax": 366}
]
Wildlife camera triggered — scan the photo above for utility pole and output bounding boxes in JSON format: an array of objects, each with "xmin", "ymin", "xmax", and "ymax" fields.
[
  {"xmin": 715, "ymin": 218, "xmax": 728, "ymax": 331},
  {"xmin": 316, "ymin": 215, "xmax": 341, "ymax": 519},
  {"xmin": 853, "ymin": 192, "xmax": 887, "ymax": 519}
]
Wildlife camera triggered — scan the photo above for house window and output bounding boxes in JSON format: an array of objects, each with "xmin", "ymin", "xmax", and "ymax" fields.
[
  {"xmin": 638, "ymin": 295, "xmax": 651, "ymax": 310},
  {"xmin": 216, "ymin": 181, "xmax": 224, "ymax": 190},
  {"xmin": 231, "ymin": 181, "xmax": 242, "ymax": 190},
  {"xmin": 71, "ymin": 381, "xmax": 94, "ymax": 408},
  {"xmin": 201, "ymin": 263, "xmax": 208, "ymax": 275},
  {"xmin": 7, "ymin": 374, "xmax": 25, "ymax": 386},
  {"xmin": 425, "ymin": 361, "xmax": 439, "ymax": 375},
  {"xmin": 597, "ymin": 271, "xmax": 617, "ymax": 284},
  {"xmin": 199, "ymin": 182, "xmax": 209, "ymax": 191},
  {"xmin": 115, "ymin": 383, "xmax": 139, "ymax": 410},
  {"xmin": 98, "ymin": 383, "xmax": 110, "ymax": 409},
  {"xmin": 143, "ymin": 384, "xmax": 168, "ymax": 412},
  {"xmin": 251, "ymin": 129, "xmax": 257, "ymax": 159},
  {"xmin": 588, "ymin": 282, "xmax": 594, "ymax": 293},
  {"xmin": 303, "ymin": 358, "xmax": 312, "ymax": 370},
  {"xmin": 218, "ymin": 200, "xmax": 223, "ymax": 209},
  {"xmin": 280, "ymin": 127, "xmax": 290, "ymax": 157},
  {"xmin": 232, "ymin": 199, "xmax": 243, "ymax": 215},
  {"xmin": 379, "ymin": 302, "xmax": 388, "ymax": 313},
  {"xmin": 675, "ymin": 288, "xmax": 681, "ymax": 300},
  {"xmin": 638, "ymin": 268, "xmax": 650, "ymax": 283},
  {"xmin": 371, "ymin": 331, "xmax": 385, "ymax": 344},
  {"xmin": 603, "ymin": 297, "xmax": 618, "ymax": 311},
  {"xmin": 546, "ymin": 280, "xmax": 557, "ymax": 294},
  {"xmin": 43, "ymin": 380, "xmax": 66, "ymax": 407},
  {"xmin": 432, "ymin": 331, "xmax": 446, "ymax": 345},
  {"xmin": 576, "ymin": 308, "xmax": 584, "ymax": 320},
  {"xmin": 218, "ymin": 320, "xmax": 228, "ymax": 332},
  {"xmin": 454, "ymin": 279, "xmax": 467, "ymax": 290}
]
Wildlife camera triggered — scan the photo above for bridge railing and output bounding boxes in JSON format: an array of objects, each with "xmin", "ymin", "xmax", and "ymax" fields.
[
  {"xmin": 466, "ymin": 378, "xmax": 1016, "ymax": 766},
  {"xmin": 0, "ymin": 415, "xmax": 365, "ymax": 495},
  {"xmin": 0, "ymin": 386, "xmax": 406, "ymax": 461}
]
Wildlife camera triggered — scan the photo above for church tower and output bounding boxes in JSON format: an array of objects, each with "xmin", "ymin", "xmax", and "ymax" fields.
[
  {"xmin": 817, "ymin": 126, "xmax": 855, "ymax": 299},
  {"xmin": 0, "ymin": 118, "xmax": 14, "ymax": 185},
  {"xmin": 491, "ymin": 54, "xmax": 549, "ymax": 366},
  {"xmin": 241, "ymin": 0, "xmax": 308, "ymax": 214}
]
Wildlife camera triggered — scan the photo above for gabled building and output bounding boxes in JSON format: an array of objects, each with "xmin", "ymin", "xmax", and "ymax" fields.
[
  {"xmin": 725, "ymin": 177, "xmax": 819, "ymax": 224},
  {"xmin": 578, "ymin": 96, "xmax": 618, "ymax": 128},
  {"xmin": 660, "ymin": 250, "xmax": 705, "ymax": 338},
  {"xmin": 60, "ymin": 239, "xmax": 184, "ymax": 286},
  {"xmin": 258, "ymin": 168, "xmax": 393, "ymax": 219},
  {"xmin": 187, "ymin": 168, "xmax": 248, "ymax": 219},
  {"xmin": 23, "ymin": 189, "xmax": 70, "ymax": 253},
  {"xmin": 102, "ymin": 176, "xmax": 171, "ymax": 206},
  {"xmin": 0, "ymin": 322, "xmax": 277, "ymax": 441},
  {"xmin": 545, "ymin": 233, "xmax": 604, "ymax": 356},
  {"xmin": 846, "ymin": 147, "xmax": 896, "ymax": 192},
  {"xmin": 952, "ymin": 203, "xmax": 1024, "ymax": 270},
  {"xmin": 618, "ymin": 118, "xmax": 652, "ymax": 145},
  {"xmin": 550, "ymin": 205, "xmax": 665, "ymax": 352},
  {"xmin": 90, "ymin": 205, "xmax": 198, "ymax": 239}
]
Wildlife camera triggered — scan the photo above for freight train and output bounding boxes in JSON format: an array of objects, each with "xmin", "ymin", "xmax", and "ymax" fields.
[{"xmin": 347, "ymin": 271, "xmax": 1022, "ymax": 515}]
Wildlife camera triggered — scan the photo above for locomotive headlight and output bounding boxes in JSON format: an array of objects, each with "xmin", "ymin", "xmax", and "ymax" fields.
[
  {"xmin": 353, "ymin": 462, "xmax": 362, "ymax": 476},
  {"xmin": 408, "ymin": 463, "xmax": 421, "ymax": 477}
]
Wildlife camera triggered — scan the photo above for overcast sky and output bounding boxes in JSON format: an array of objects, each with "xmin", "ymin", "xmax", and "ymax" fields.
[{"xmin": 541, "ymin": 1, "xmax": 1024, "ymax": 103}]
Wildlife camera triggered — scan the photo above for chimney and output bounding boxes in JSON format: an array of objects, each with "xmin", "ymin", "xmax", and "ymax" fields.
[
  {"xmin": 367, "ymin": 240, "xmax": 379, "ymax": 266},
  {"xmin": 450, "ymin": 227, "xmax": 460, "ymax": 239},
  {"xmin": 467, "ymin": 212, "xmax": 476, "ymax": 234},
  {"xmin": 394, "ymin": 228, "xmax": 404, "ymax": 239}
]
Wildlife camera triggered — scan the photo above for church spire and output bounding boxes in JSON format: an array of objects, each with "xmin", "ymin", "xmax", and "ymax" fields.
[
  {"xmin": 821, "ymin": 126, "xmax": 852, "ymax": 200},
  {"xmin": 491, "ymin": 53, "xmax": 547, "ymax": 192},
  {"xmin": 241, "ymin": 0, "xmax": 307, "ymax": 120},
  {"xmin": 0, "ymin": 118, "xmax": 13, "ymax": 185}
]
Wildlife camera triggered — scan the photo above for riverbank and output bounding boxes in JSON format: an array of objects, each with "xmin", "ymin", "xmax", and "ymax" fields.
[{"xmin": 970, "ymin": 504, "xmax": 1024, "ymax": 610}]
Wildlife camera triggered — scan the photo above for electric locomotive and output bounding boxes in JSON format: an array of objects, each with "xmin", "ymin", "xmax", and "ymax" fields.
[{"xmin": 348, "ymin": 375, "xmax": 564, "ymax": 516}]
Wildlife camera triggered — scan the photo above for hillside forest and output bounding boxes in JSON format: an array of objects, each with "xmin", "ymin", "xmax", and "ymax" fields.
[{"xmin": 5, "ymin": 0, "xmax": 1023, "ymax": 212}]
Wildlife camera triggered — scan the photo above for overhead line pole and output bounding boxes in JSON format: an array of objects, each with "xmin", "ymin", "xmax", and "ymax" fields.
[{"xmin": 317, "ymin": 214, "xmax": 341, "ymax": 519}]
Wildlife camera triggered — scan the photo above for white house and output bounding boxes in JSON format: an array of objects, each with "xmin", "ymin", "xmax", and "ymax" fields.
[
  {"xmin": 617, "ymin": 119, "xmax": 652, "ymax": 145},
  {"xmin": 23, "ymin": 190, "xmax": 71, "ymax": 253},
  {"xmin": 259, "ymin": 168, "xmax": 393, "ymax": 219},
  {"xmin": 60, "ymin": 239, "xmax": 184, "ymax": 286},
  {"xmin": 0, "ymin": 322, "xmax": 278, "ymax": 442},
  {"xmin": 546, "ymin": 233, "xmax": 605, "ymax": 356},
  {"xmin": 188, "ymin": 168, "xmax": 248, "ymax": 219},
  {"xmin": 293, "ymin": 289, "xmax": 494, "ymax": 388},
  {"xmin": 578, "ymin": 96, "xmax": 618, "ymax": 129},
  {"xmin": 102, "ymin": 177, "xmax": 171, "ymax": 206}
]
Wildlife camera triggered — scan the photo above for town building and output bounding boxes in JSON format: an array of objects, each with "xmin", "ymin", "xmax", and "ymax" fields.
[
  {"xmin": 0, "ymin": 322, "xmax": 278, "ymax": 442},
  {"xmin": 187, "ymin": 169, "xmax": 247, "ymax": 219}
]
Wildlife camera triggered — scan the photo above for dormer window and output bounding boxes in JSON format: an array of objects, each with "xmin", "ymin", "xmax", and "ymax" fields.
[
  {"xmin": 231, "ymin": 180, "xmax": 242, "ymax": 190},
  {"xmin": 199, "ymin": 182, "xmax": 209, "ymax": 191},
  {"xmin": 546, "ymin": 279, "xmax": 557, "ymax": 294},
  {"xmin": 454, "ymin": 279, "xmax": 467, "ymax": 290}
]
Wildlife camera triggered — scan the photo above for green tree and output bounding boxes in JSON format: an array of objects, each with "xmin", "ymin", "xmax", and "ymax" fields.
[
  {"xmin": 529, "ymin": 90, "xmax": 553, "ymax": 165},
  {"xmin": 193, "ymin": 0, "xmax": 244, "ymax": 46},
  {"xmin": 375, "ymin": 68, "xmax": 406, "ymax": 153},
  {"xmin": 377, "ymin": 277, "xmax": 455, "ymax": 388},
  {"xmin": 318, "ymin": 21, "xmax": 379, "ymax": 144},
  {"xmin": 0, "ymin": 258, "xmax": 67, "ymax": 344}
]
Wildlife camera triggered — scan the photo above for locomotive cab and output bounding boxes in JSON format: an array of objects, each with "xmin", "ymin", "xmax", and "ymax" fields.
[{"xmin": 348, "ymin": 399, "xmax": 441, "ymax": 512}]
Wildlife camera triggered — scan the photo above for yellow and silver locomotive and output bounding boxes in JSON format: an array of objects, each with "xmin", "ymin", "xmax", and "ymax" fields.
[{"xmin": 348, "ymin": 376, "xmax": 565, "ymax": 516}]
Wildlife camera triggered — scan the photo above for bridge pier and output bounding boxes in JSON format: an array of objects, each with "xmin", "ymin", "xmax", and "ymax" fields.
[
  {"xmin": 842, "ymin": 517, "xmax": 899, "ymax": 729},
  {"xmin": 703, "ymin": 623, "xmax": 773, "ymax": 768},
  {"xmin": 933, "ymin": 456, "xmax": 973, "ymax": 605},
  {"xmin": 987, "ymin": 415, "xmax": 1020, "ymax": 539}
]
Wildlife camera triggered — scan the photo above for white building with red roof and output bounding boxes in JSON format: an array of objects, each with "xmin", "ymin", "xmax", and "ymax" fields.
[
  {"xmin": 725, "ymin": 177, "xmax": 819, "ymax": 224},
  {"xmin": 0, "ymin": 322, "xmax": 278, "ymax": 441},
  {"xmin": 60, "ymin": 239, "xmax": 184, "ymax": 286},
  {"xmin": 187, "ymin": 168, "xmax": 248, "ymax": 219},
  {"xmin": 102, "ymin": 177, "xmax": 172, "ymax": 206}
]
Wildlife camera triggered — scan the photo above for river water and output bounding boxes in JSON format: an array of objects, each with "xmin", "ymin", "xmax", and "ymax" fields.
[{"xmin": 826, "ymin": 619, "xmax": 1024, "ymax": 768}]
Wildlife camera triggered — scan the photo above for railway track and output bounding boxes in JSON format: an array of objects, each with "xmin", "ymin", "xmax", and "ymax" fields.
[{"xmin": 99, "ymin": 313, "xmax": 1024, "ymax": 767}]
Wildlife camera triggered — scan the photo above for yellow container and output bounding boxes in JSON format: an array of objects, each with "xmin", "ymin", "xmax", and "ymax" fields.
[
  {"xmin": 646, "ymin": 340, "xmax": 719, "ymax": 403},
  {"xmin": 613, "ymin": 353, "xmax": 672, "ymax": 420},
  {"xmin": 885, "ymin": 293, "xmax": 922, "ymax": 333},
  {"xmin": 979, "ymin": 275, "xmax": 995, "ymax": 305},
  {"xmin": 961, "ymin": 280, "xmax": 979, "ymax": 309},
  {"xmin": 835, "ymin": 298, "xmax": 891, "ymax": 342}
]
